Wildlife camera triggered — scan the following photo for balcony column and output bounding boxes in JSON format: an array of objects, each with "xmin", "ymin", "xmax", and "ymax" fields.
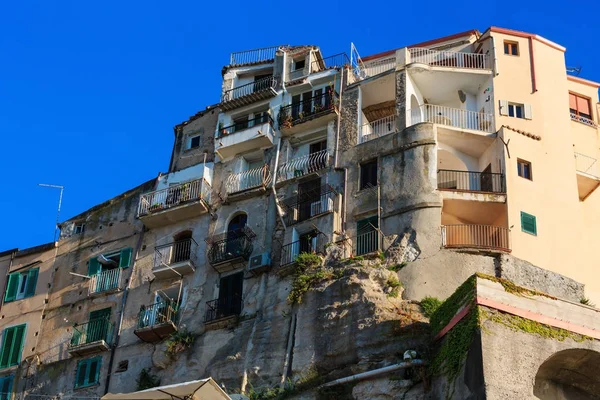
[{"xmin": 395, "ymin": 70, "xmax": 406, "ymax": 131}]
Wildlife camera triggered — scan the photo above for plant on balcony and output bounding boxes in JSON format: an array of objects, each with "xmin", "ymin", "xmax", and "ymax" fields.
[
  {"xmin": 136, "ymin": 368, "xmax": 161, "ymax": 391},
  {"xmin": 280, "ymin": 114, "xmax": 294, "ymax": 129},
  {"xmin": 165, "ymin": 330, "xmax": 195, "ymax": 356},
  {"xmin": 150, "ymin": 203, "xmax": 164, "ymax": 211}
]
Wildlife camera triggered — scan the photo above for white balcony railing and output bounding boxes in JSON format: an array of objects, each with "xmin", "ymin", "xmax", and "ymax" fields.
[
  {"xmin": 277, "ymin": 150, "xmax": 330, "ymax": 183},
  {"xmin": 226, "ymin": 165, "xmax": 272, "ymax": 194},
  {"xmin": 138, "ymin": 178, "xmax": 211, "ymax": 217},
  {"xmin": 360, "ymin": 115, "xmax": 397, "ymax": 143},
  {"xmin": 410, "ymin": 104, "xmax": 494, "ymax": 133},
  {"xmin": 575, "ymin": 152, "xmax": 600, "ymax": 178},
  {"xmin": 571, "ymin": 112, "xmax": 598, "ymax": 128},
  {"xmin": 89, "ymin": 269, "xmax": 121, "ymax": 295},
  {"xmin": 409, "ymin": 48, "xmax": 490, "ymax": 70},
  {"xmin": 362, "ymin": 57, "xmax": 396, "ymax": 78}
]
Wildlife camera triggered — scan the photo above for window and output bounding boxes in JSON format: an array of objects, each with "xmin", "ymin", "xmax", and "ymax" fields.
[
  {"xmin": 0, "ymin": 375, "xmax": 13, "ymax": 400},
  {"xmin": 74, "ymin": 224, "xmax": 85, "ymax": 234},
  {"xmin": 360, "ymin": 160, "xmax": 378, "ymax": 190},
  {"xmin": 508, "ymin": 103, "xmax": 523, "ymax": 118},
  {"xmin": 0, "ymin": 324, "xmax": 26, "ymax": 369},
  {"xmin": 115, "ymin": 360, "xmax": 128, "ymax": 373},
  {"xmin": 521, "ymin": 212, "xmax": 537, "ymax": 236},
  {"xmin": 88, "ymin": 248, "xmax": 132, "ymax": 276},
  {"xmin": 75, "ymin": 357, "xmax": 101, "ymax": 388},
  {"xmin": 504, "ymin": 41, "xmax": 519, "ymax": 56},
  {"xmin": 294, "ymin": 59, "xmax": 305, "ymax": 71},
  {"xmin": 4, "ymin": 268, "xmax": 39, "ymax": 303},
  {"xmin": 189, "ymin": 135, "xmax": 201, "ymax": 149},
  {"xmin": 569, "ymin": 93, "xmax": 592, "ymax": 121},
  {"xmin": 517, "ymin": 159, "xmax": 532, "ymax": 180},
  {"xmin": 500, "ymin": 101, "xmax": 532, "ymax": 119}
]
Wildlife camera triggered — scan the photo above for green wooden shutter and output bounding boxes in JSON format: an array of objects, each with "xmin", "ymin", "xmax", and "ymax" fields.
[
  {"xmin": 75, "ymin": 360, "xmax": 88, "ymax": 388},
  {"xmin": 24, "ymin": 268, "xmax": 39, "ymax": 298},
  {"xmin": 119, "ymin": 248, "xmax": 133, "ymax": 269},
  {"xmin": 0, "ymin": 375, "xmax": 13, "ymax": 400},
  {"xmin": 88, "ymin": 357, "xmax": 101, "ymax": 384},
  {"xmin": 520, "ymin": 212, "xmax": 537, "ymax": 235},
  {"xmin": 88, "ymin": 257, "xmax": 100, "ymax": 276},
  {"xmin": 4, "ymin": 273, "xmax": 19, "ymax": 303},
  {"xmin": 0, "ymin": 328, "xmax": 16, "ymax": 368},
  {"xmin": 8, "ymin": 325, "xmax": 25, "ymax": 367}
]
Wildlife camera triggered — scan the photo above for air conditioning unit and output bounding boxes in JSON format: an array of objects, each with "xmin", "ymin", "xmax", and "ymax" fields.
[{"xmin": 248, "ymin": 252, "xmax": 271, "ymax": 275}]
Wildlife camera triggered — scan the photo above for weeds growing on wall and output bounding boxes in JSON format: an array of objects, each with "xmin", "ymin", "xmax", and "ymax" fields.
[
  {"xmin": 136, "ymin": 368, "xmax": 161, "ymax": 391},
  {"xmin": 287, "ymin": 253, "xmax": 335, "ymax": 305},
  {"xmin": 386, "ymin": 275, "xmax": 403, "ymax": 298},
  {"xmin": 165, "ymin": 330, "xmax": 195, "ymax": 356},
  {"xmin": 420, "ymin": 296, "xmax": 442, "ymax": 318},
  {"xmin": 387, "ymin": 262, "xmax": 407, "ymax": 272}
]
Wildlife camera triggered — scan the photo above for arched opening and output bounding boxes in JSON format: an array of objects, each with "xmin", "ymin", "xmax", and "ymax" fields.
[
  {"xmin": 227, "ymin": 213, "xmax": 248, "ymax": 232},
  {"xmin": 410, "ymin": 95, "xmax": 421, "ymax": 125},
  {"xmin": 534, "ymin": 349, "xmax": 600, "ymax": 399},
  {"xmin": 171, "ymin": 230, "xmax": 193, "ymax": 264},
  {"xmin": 226, "ymin": 213, "xmax": 248, "ymax": 256}
]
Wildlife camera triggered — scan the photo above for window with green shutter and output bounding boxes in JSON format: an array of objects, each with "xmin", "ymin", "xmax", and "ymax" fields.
[
  {"xmin": 88, "ymin": 248, "xmax": 133, "ymax": 276},
  {"xmin": 521, "ymin": 212, "xmax": 537, "ymax": 236},
  {"xmin": 4, "ymin": 268, "xmax": 39, "ymax": 303},
  {"xmin": 0, "ymin": 375, "xmax": 13, "ymax": 400},
  {"xmin": 0, "ymin": 324, "xmax": 26, "ymax": 369},
  {"xmin": 75, "ymin": 357, "xmax": 101, "ymax": 388}
]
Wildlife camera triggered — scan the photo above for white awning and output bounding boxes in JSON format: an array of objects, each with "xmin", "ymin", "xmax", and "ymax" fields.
[{"xmin": 102, "ymin": 378, "xmax": 231, "ymax": 400}]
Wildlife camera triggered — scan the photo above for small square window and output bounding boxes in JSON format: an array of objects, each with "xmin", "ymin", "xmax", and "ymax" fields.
[
  {"xmin": 521, "ymin": 212, "xmax": 537, "ymax": 236},
  {"xmin": 189, "ymin": 136, "xmax": 201, "ymax": 149},
  {"xmin": 294, "ymin": 59, "xmax": 305, "ymax": 71},
  {"xmin": 504, "ymin": 41, "xmax": 519, "ymax": 56},
  {"xmin": 74, "ymin": 224, "xmax": 85, "ymax": 234},
  {"xmin": 360, "ymin": 160, "xmax": 378, "ymax": 190},
  {"xmin": 508, "ymin": 103, "xmax": 524, "ymax": 118},
  {"xmin": 517, "ymin": 159, "xmax": 532, "ymax": 180}
]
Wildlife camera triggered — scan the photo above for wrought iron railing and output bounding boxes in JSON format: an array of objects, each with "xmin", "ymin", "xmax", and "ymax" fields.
[
  {"xmin": 442, "ymin": 225, "xmax": 510, "ymax": 251},
  {"xmin": 218, "ymin": 115, "xmax": 274, "ymax": 139},
  {"xmin": 353, "ymin": 228, "xmax": 383, "ymax": 256},
  {"xmin": 89, "ymin": 269, "xmax": 121, "ymax": 295},
  {"xmin": 154, "ymin": 238, "xmax": 198, "ymax": 271},
  {"xmin": 230, "ymin": 46, "xmax": 281, "ymax": 66},
  {"xmin": 363, "ymin": 56, "xmax": 396, "ymax": 78},
  {"xmin": 277, "ymin": 150, "xmax": 330, "ymax": 183},
  {"xmin": 280, "ymin": 232, "xmax": 328, "ymax": 268},
  {"xmin": 360, "ymin": 115, "xmax": 397, "ymax": 143},
  {"xmin": 278, "ymin": 91, "xmax": 337, "ymax": 128},
  {"xmin": 409, "ymin": 48, "xmax": 490, "ymax": 70},
  {"xmin": 437, "ymin": 169, "xmax": 505, "ymax": 193},
  {"xmin": 574, "ymin": 152, "xmax": 600, "ymax": 178},
  {"xmin": 137, "ymin": 301, "xmax": 178, "ymax": 329},
  {"xmin": 570, "ymin": 112, "xmax": 597, "ymax": 128},
  {"xmin": 225, "ymin": 165, "xmax": 272, "ymax": 194},
  {"xmin": 138, "ymin": 178, "xmax": 211, "ymax": 217},
  {"xmin": 410, "ymin": 104, "xmax": 495, "ymax": 133},
  {"xmin": 222, "ymin": 76, "xmax": 279, "ymax": 102},
  {"xmin": 311, "ymin": 53, "xmax": 350, "ymax": 72},
  {"xmin": 281, "ymin": 185, "xmax": 337, "ymax": 225},
  {"xmin": 206, "ymin": 227, "xmax": 256, "ymax": 265},
  {"xmin": 70, "ymin": 318, "xmax": 114, "ymax": 348},
  {"xmin": 204, "ymin": 295, "xmax": 242, "ymax": 323}
]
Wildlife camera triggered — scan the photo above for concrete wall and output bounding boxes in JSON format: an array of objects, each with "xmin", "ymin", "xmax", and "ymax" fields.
[{"xmin": 170, "ymin": 107, "xmax": 219, "ymax": 173}]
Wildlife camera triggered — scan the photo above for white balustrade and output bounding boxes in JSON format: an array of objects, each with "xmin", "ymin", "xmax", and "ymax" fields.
[
  {"xmin": 409, "ymin": 48, "xmax": 489, "ymax": 70},
  {"xmin": 410, "ymin": 104, "xmax": 494, "ymax": 133},
  {"xmin": 360, "ymin": 115, "xmax": 397, "ymax": 143},
  {"xmin": 226, "ymin": 165, "xmax": 272, "ymax": 194},
  {"xmin": 277, "ymin": 150, "xmax": 329, "ymax": 183}
]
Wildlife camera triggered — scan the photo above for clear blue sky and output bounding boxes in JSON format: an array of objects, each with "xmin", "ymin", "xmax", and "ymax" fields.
[{"xmin": 1, "ymin": 0, "xmax": 598, "ymax": 250}]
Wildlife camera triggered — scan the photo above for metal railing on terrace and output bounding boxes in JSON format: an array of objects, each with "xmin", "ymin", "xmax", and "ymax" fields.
[
  {"xmin": 222, "ymin": 76, "xmax": 279, "ymax": 103},
  {"xmin": 360, "ymin": 115, "xmax": 397, "ymax": 143},
  {"xmin": 70, "ymin": 318, "xmax": 114, "ymax": 348},
  {"xmin": 281, "ymin": 184, "xmax": 337, "ymax": 226},
  {"xmin": 154, "ymin": 238, "xmax": 198, "ymax": 270},
  {"xmin": 225, "ymin": 165, "xmax": 272, "ymax": 194},
  {"xmin": 278, "ymin": 91, "xmax": 337, "ymax": 128},
  {"xmin": 280, "ymin": 232, "xmax": 328, "ymax": 268},
  {"xmin": 409, "ymin": 48, "xmax": 490, "ymax": 70},
  {"xmin": 410, "ymin": 104, "xmax": 495, "ymax": 133},
  {"xmin": 277, "ymin": 150, "xmax": 330, "ymax": 183},
  {"xmin": 137, "ymin": 301, "xmax": 178, "ymax": 329},
  {"xmin": 229, "ymin": 46, "xmax": 281, "ymax": 66},
  {"xmin": 442, "ymin": 224, "xmax": 510, "ymax": 252},
  {"xmin": 353, "ymin": 228, "xmax": 383, "ymax": 256},
  {"xmin": 437, "ymin": 169, "xmax": 505, "ymax": 193},
  {"xmin": 218, "ymin": 115, "xmax": 274, "ymax": 138},
  {"xmin": 571, "ymin": 112, "xmax": 597, "ymax": 128},
  {"xmin": 206, "ymin": 226, "xmax": 256, "ymax": 266},
  {"xmin": 362, "ymin": 56, "xmax": 396, "ymax": 78},
  {"xmin": 138, "ymin": 178, "xmax": 211, "ymax": 217},
  {"xmin": 89, "ymin": 269, "xmax": 121, "ymax": 295},
  {"xmin": 204, "ymin": 295, "xmax": 242, "ymax": 323},
  {"xmin": 311, "ymin": 53, "xmax": 350, "ymax": 72},
  {"xmin": 574, "ymin": 152, "xmax": 600, "ymax": 178}
]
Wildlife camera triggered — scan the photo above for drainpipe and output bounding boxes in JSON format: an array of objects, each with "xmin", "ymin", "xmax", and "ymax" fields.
[
  {"xmin": 280, "ymin": 312, "xmax": 297, "ymax": 387},
  {"xmin": 490, "ymin": 36, "xmax": 499, "ymax": 76},
  {"xmin": 319, "ymin": 360, "xmax": 426, "ymax": 389},
  {"xmin": 334, "ymin": 67, "xmax": 348, "ymax": 234},
  {"xmin": 528, "ymin": 37, "xmax": 537, "ymax": 93}
]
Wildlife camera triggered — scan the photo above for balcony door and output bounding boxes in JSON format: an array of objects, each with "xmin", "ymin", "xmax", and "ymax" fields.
[
  {"xmin": 299, "ymin": 230, "xmax": 319, "ymax": 254},
  {"xmin": 298, "ymin": 178, "xmax": 321, "ymax": 222},
  {"xmin": 356, "ymin": 216, "xmax": 379, "ymax": 255},
  {"xmin": 171, "ymin": 231, "xmax": 192, "ymax": 264},
  {"xmin": 480, "ymin": 164, "xmax": 493, "ymax": 192},
  {"xmin": 218, "ymin": 272, "xmax": 243, "ymax": 318},
  {"xmin": 226, "ymin": 214, "xmax": 247, "ymax": 257},
  {"xmin": 87, "ymin": 308, "xmax": 111, "ymax": 344}
]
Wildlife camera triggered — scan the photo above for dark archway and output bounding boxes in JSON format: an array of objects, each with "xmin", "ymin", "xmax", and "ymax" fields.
[
  {"xmin": 534, "ymin": 349, "xmax": 600, "ymax": 399},
  {"xmin": 226, "ymin": 213, "xmax": 247, "ymax": 255}
]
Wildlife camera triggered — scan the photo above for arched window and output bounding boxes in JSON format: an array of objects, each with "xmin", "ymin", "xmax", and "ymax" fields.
[
  {"xmin": 226, "ymin": 213, "xmax": 247, "ymax": 255},
  {"xmin": 228, "ymin": 214, "xmax": 247, "ymax": 232}
]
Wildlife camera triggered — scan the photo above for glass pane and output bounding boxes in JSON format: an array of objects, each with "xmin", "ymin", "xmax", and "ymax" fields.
[{"xmin": 516, "ymin": 106, "xmax": 523, "ymax": 119}]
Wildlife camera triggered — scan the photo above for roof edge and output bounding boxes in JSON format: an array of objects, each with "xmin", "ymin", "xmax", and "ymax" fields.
[
  {"xmin": 487, "ymin": 26, "xmax": 566, "ymax": 52},
  {"xmin": 568, "ymin": 75, "xmax": 600, "ymax": 89}
]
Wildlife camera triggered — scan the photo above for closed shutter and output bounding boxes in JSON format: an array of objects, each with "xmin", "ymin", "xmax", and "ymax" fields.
[
  {"xmin": 0, "ymin": 325, "xmax": 25, "ymax": 369},
  {"xmin": 8, "ymin": 325, "xmax": 25, "ymax": 367},
  {"xmin": 24, "ymin": 268, "xmax": 39, "ymax": 298},
  {"xmin": 88, "ymin": 257, "xmax": 100, "ymax": 276},
  {"xmin": 4, "ymin": 273, "xmax": 19, "ymax": 303},
  {"xmin": 524, "ymin": 104, "xmax": 533, "ymax": 120},
  {"xmin": 521, "ymin": 212, "xmax": 537, "ymax": 235},
  {"xmin": 75, "ymin": 360, "xmax": 88, "ymax": 388},
  {"xmin": 0, "ymin": 375, "xmax": 13, "ymax": 400},
  {"xmin": 499, "ymin": 100, "xmax": 509, "ymax": 116},
  {"xmin": 119, "ymin": 248, "xmax": 133, "ymax": 269},
  {"xmin": 88, "ymin": 357, "xmax": 101, "ymax": 384},
  {"xmin": 0, "ymin": 328, "xmax": 15, "ymax": 368}
]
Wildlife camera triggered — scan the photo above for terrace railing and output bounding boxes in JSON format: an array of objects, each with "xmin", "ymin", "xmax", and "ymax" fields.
[
  {"xmin": 277, "ymin": 150, "xmax": 330, "ymax": 183},
  {"xmin": 437, "ymin": 169, "xmax": 505, "ymax": 193}
]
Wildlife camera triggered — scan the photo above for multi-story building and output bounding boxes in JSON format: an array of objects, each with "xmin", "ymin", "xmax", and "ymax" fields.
[{"xmin": 1, "ymin": 26, "xmax": 599, "ymax": 400}]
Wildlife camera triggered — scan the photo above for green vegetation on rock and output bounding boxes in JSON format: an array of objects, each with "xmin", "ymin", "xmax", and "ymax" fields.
[
  {"xmin": 287, "ymin": 253, "xmax": 335, "ymax": 305},
  {"xmin": 136, "ymin": 368, "xmax": 160, "ymax": 391},
  {"xmin": 420, "ymin": 296, "xmax": 442, "ymax": 318},
  {"xmin": 386, "ymin": 275, "xmax": 402, "ymax": 298},
  {"xmin": 165, "ymin": 330, "xmax": 195, "ymax": 356}
]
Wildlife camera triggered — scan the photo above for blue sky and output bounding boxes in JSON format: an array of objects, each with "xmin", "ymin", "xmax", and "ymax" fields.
[{"xmin": 1, "ymin": 0, "xmax": 598, "ymax": 250}]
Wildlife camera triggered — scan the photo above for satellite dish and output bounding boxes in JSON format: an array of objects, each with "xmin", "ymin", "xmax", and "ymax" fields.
[{"xmin": 458, "ymin": 90, "xmax": 467, "ymax": 103}]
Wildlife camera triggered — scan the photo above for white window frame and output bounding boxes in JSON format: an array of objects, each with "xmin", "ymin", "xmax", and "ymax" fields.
[{"xmin": 188, "ymin": 135, "xmax": 201, "ymax": 150}]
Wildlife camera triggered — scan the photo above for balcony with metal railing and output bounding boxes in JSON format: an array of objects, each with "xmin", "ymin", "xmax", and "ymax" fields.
[
  {"xmin": 442, "ymin": 224, "xmax": 510, "ymax": 252},
  {"xmin": 410, "ymin": 104, "xmax": 495, "ymax": 134},
  {"xmin": 216, "ymin": 115, "xmax": 275, "ymax": 160},
  {"xmin": 281, "ymin": 185, "xmax": 337, "ymax": 226},
  {"xmin": 574, "ymin": 152, "xmax": 600, "ymax": 200},
  {"xmin": 138, "ymin": 178, "xmax": 211, "ymax": 229},
  {"xmin": 68, "ymin": 318, "xmax": 114, "ymax": 356},
  {"xmin": 353, "ymin": 228, "xmax": 384, "ymax": 257},
  {"xmin": 225, "ymin": 165, "xmax": 272, "ymax": 199},
  {"xmin": 360, "ymin": 115, "xmax": 397, "ymax": 143},
  {"xmin": 277, "ymin": 150, "xmax": 330, "ymax": 184},
  {"xmin": 89, "ymin": 269, "xmax": 122, "ymax": 296},
  {"xmin": 153, "ymin": 238, "xmax": 198, "ymax": 280},
  {"xmin": 407, "ymin": 48, "xmax": 490, "ymax": 71},
  {"xmin": 278, "ymin": 91, "xmax": 338, "ymax": 135},
  {"xmin": 204, "ymin": 295, "xmax": 242, "ymax": 329},
  {"xmin": 134, "ymin": 301, "xmax": 178, "ymax": 342},
  {"xmin": 221, "ymin": 76, "xmax": 279, "ymax": 111},
  {"xmin": 229, "ymin": 46, "xmax": 281, "ymax": 66},
  {"xmin": 279, "ymin": 232, "xmax": 328, "ymax": 273},
  {"xmin": 438, "ymin": 170, "xmax": 506, "ymax": 195},
  {"xmin": 362, "ymin": 56, "xmax": 396, "ymax": 79},
  {"xmin": 206, "ymin": 227, "xmax": 256, "ymax": 273},
  {"xmin": 287, "ymin": 53, "xmax": 350, "ymax": 84}
]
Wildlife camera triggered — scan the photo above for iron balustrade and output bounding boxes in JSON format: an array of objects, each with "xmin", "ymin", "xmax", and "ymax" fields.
[
  {"xmin": 570, "ymin": 112, "xmax": 597, "ymax": 128},
  {"xmin": 278, "ymin": 91, "xmax": 337, "ymax": 128},
  {"xmin": 229, "ymin": 46, "xmax": 281, "ymax": 66},
  {"xmin": 204, "ymin": 295, "xmax": 242, "ymax": 323},
  {"xmin": 206, "ymin": 227, "xmax": 256, "ymax": 265},
  {"xmin": 138, "ymin": 178, "xmax": 211, "ymax": 217},
  {"xmin": 437, "ymin": 169, "xmax": 505, "ymax": 193},
  {"xmin": 277, "ymin": 150, "xmax": 330, "ymax": 183},
  {"xmin": 218, "ymin": 115, "xmax": 274, "ymax": 139},
  {"xmin": 574, "ymin": 152, "xmax": 600, "ymax": 178},
  {"xmin": 222, "ymin": 76, "xmax": 279, "ymax": 102},
  {"xmin": 281, "ymin": 185, "xmax": 337, "ymax": 225},
  {"xmin": 154, "ymin": 238, "xmax": 198, "ymax": 270},
  {"xmin": 409, "ymin": 48, "xmax": 489, "ymax": 70},
  {"xmin": 89, "ymin": 269, "xmax": 121, "ymax": 295},
  {"xmin": 410, "ymin": 104, "xmax": 495, "ymax": 133},
  {"xmin": 311, "ymin": 53, "xmax": 350, "ymax": 72},
  {"xmin": 225, "ymin": 165, "xmax": 272, "ymax": 194},
  {"xmin": 280, "ymin": 232, "xmax": 328, "ymax": 268},
  {"xmin": 137, "ymin": 301, "xmax": 178, "ymax": 329},
  {"xmin": 353, "ymin": 228, "xmax": 383, "ymax": 256},
  {"xmin": 70, "ymin": 318, "xmax": 114, "ymax": 348},
  {"xmin": 360, "ymin": 115, "xmax": 397, "ymax": 143},
  {"xmin": 442, "ymin": 225, "xmax": 510, "ymax": 251}
]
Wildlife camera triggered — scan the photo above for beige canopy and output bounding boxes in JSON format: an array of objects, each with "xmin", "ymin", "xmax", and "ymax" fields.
[{"xmin": 102, "ymin": 378, "xmax": 231, "ymax": 400}]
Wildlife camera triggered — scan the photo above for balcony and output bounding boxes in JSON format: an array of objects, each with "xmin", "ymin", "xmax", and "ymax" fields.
[
  {"xmin": 411, "ymin": 104, "xmax": 494, "ymax": 134},
  {"xmin": 229, "ymin": 46, "xmax": 280, "ymax": 66},
  {"xmin": 153, "ymin": 238, "xmax": 198, "ymax": 280},
  {"xmin": 204, "ymin": 296, "xmax": 242, "ymax": 330},
  {"xmin": 216, "ymin": 115, "xmax": 276, "ymax": 160},
  {"xmin": 362, "ymin": 56, "xmax": 396, "ymax": 79},
  {"xmin": 206, "ymin": 227, "xmax": 256, "ymax": 273},
  {"xmin": 277, "ymin": 150, "xmax": 330, "ymax": 184},
  {"xmin": 221, "ymin": 76, "xmax": 279, "ymax": 111},
  {"xmin": 278, "ymin": 91, "xmax": 338, "ymax": 135},
  {"xmin": 574, "ymin": 152, "xmax": 600, "ymax": 201},
  {"xmin": 89, "ymin": 269, "xmax": 122, "ymax": 296},
  {"xmin": 134, "ymin": 301, "xmax": 178, "ymax": 343},
  {"xmin": 225, "ymin": 165, "xmax": 272, "ymax": 199},
  {"xmin": 281, "ymin": 185, "xmax": 337, "ymax": 226},
  {"xmin": 442, "ymin": 224, "xmax": 510, "ymax": 252},
  {"xmin": 353, "ymin": 229, "xmax": 383, "ymax": 256},
  {"xmin": 279, "ymin": 232, "xmax": 327, "ymax": 274},
  {"xmin": 68, "ymin": 318, "xmax": 114, "ymax": 356},
  {"xmin": 408, "ymin": 48, "xmax": 490, "ymax": 71},
  {"xmin": 287, "ymin": 53, "xmax": 350, "ymax": 84},
  {"xmin": 571, "ymin": 112, "xmax": 598, "ymax": 128},
  {"xmin": 360, "ymin": 115, "xmax": 397, "ymax": 143},
  {"xmin": 437, "ymin": 169, "xmax": 506, "ymax": 203},
  {"xmin": 138, "ymin": 179, "xmax": 211, "ymax": 229}
]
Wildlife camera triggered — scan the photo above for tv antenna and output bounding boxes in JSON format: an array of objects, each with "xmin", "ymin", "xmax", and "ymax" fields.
[
  {"xmin": 38, "ymin": 183, "xmax": 64, "ymax": 242},
  {"xmin": 566, "ymin": 66, "xmax": 582, "ymax": 76}
]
